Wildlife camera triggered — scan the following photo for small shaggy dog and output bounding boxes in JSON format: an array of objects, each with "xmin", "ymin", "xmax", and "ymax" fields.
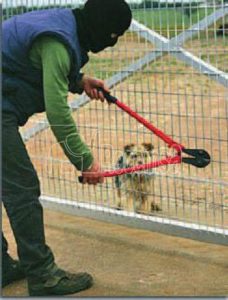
[{"xmin": 115, "ymin": 143, "xmax": 161, "ymax": 213}]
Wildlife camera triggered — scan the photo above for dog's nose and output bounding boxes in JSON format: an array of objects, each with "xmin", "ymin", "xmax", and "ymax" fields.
[{"xmin": 138, "ymin": 161, "xmax": 143, "ymax": 165}]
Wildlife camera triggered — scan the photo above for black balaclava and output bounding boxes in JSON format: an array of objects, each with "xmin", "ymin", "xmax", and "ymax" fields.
[{"xmin": 72, "ymin": 0, "xmax": 132, "ymax": 53}]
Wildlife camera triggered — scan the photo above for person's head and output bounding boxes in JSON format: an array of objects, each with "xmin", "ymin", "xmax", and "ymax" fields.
[{"xmin": 74, "ymin": 0, "xmax": 132, "ymax": 53}]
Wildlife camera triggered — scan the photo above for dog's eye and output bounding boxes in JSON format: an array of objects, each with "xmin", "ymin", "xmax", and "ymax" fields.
[{"xmin": 143, "ymin": 153, "xmax": 148, "ymax": 157}]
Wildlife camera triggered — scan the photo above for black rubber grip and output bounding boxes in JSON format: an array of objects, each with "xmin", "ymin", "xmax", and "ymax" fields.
[
  {"xmin": 97, "ymin": 88, "xmax": 117, "ymax": 103},
  {"xmin": 78, "ymin": 176, "xmax": 84, "ymax": 184}
]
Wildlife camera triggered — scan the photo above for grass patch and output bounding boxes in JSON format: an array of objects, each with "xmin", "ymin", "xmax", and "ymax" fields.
[
  {"xmin": 82, "ymin": 57, "xmax": 129, "ymax": 79},
  {"xmin": 133, "ymin": 8, "xmax": 214, "ymax": 38}
]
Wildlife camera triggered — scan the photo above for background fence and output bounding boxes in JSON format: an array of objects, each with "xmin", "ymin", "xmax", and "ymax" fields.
[{"xmin": 3, "ymin": 0, "xmax": 228, "ymax": 244}]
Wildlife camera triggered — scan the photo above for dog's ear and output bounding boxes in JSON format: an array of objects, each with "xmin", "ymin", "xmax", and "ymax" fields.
[
  {"xmin": 142, "ymin": 143, "xmax": 154, "ymax": 152},
  {"xmin": 124, "ymin": 144, "xmax": 135, "ymax": 155}
]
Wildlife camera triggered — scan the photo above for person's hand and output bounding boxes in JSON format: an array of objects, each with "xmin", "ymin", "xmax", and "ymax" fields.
[
  {"xmin": 81, "ymin": 159, "xmax": 104, "ymax": 185},
  {"xmin": 81, "ymin": 75, "xmax": 110, "ymax": 102}
]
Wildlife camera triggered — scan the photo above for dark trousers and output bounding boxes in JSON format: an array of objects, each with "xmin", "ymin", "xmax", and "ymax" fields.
[{"xmin": 2, "ymin": 112, "xmax": 56, "ymax": 281}]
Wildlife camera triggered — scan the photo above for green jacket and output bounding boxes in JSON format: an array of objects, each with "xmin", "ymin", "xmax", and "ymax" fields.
[{"xmin": 29, "ymin": 36, "xmax": 93, "ymax": 171}]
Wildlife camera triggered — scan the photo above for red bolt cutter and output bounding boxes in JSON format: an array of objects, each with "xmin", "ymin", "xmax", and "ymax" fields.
[{"xmin": 79, "ymin": 88, "xmax": 210, "ymax": 183}]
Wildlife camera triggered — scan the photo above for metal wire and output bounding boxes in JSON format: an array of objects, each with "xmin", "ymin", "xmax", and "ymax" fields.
[{"xmin": 3, "ymin": 0, "xmax": 228, "ymax": 243}]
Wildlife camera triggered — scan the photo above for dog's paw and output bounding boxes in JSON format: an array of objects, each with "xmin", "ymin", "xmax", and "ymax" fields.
[
  {"xmin": 116, "ymin": 201, "xmax": 123, "ymax": 210},
  {"xmin": 151, "ymin": 202, "xmax": 162, "ymax": 212}
]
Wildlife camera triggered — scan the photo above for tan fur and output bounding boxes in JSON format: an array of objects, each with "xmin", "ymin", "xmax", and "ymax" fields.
[{"xmin": 117, "ymin": 143, "xmax": 161, "ymax": 213}]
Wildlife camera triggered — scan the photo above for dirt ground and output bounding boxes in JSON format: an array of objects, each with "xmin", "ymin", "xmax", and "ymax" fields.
[{"xmin": 2, "ymin": 208, "xmax": 228, "ymax": 297}]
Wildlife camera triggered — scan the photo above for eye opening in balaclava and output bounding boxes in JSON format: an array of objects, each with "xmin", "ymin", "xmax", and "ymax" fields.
[{"xmin": 73, "ymin": 0, "xmax": 132, "ymax": 53}]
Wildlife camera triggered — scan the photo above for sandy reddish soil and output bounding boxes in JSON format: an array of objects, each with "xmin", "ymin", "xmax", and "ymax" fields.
[{"xmin": 2, "ymin": 208, "xmax": 228, "ymax": 297}]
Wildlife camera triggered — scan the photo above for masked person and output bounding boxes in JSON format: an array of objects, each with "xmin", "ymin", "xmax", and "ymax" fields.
[{"xmin": 2, "ymin": 0, "xmax": 132, "ymax": 295}]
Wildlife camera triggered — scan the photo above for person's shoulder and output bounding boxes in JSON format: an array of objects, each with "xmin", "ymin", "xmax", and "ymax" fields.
[{"xmin": 33, "ymin": 35, "xmax": 68, "ymax": 54}]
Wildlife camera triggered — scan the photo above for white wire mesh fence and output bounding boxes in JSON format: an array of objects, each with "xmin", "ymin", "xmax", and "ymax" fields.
[{"xmin": 3, "ymin": 0, "xmax": 228, "ymax": 244}]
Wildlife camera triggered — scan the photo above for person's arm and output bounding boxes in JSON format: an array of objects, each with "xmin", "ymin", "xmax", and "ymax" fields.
[{"xmin": 29, "ymin": 36, "xmax": 94, "ymax": 172}]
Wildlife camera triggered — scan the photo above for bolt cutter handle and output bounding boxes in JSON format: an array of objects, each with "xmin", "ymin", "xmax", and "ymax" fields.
[
  {"xmin": 97, "ymin": 88, "xmax": 117, "ymax": 104},
  {"xmin": 97, "ymin": 88, "xmax": 184, "ymax": 150}
]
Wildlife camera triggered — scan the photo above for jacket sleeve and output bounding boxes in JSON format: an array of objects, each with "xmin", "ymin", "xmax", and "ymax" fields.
[
  {"xmin": 29, "ymin": 36, "xmax": 94, "ymax": 171},
  {"xmin": 69, "ymin": 72, "xmax": 85, "ymax": 94}
]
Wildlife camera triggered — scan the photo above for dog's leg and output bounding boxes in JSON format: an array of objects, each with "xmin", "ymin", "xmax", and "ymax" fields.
[
  {"xmin": 127, "ymin": 194, "xmax": 135, "ymax": 212},
  {"xmin": 127, "ymin": 178, "xmax": 137, "ymax": 212},
  {"xmin": 147, "ymin": 178, "xmax": 162, "ymax": 212},
  {"xmin": 140, "ymin": 193, "xmax": 147, "ymax": 212},
  {"xmin": 117, "ymin": 188, "xmax": 121, "ymax": 198},
  {"xmin": 116, "ymin": 188, "xmax": 123, "ymax": 210}
]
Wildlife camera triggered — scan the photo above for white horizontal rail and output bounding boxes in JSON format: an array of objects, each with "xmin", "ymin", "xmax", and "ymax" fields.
[{"xmin": 41, "ymin": 196, "xmax": 228, "ymax": 246}]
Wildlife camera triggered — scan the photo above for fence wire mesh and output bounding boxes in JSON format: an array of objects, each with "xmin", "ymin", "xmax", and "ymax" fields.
[{"xmin": 3, "ymin": 0, "xmax": 228, "ymax": 241}]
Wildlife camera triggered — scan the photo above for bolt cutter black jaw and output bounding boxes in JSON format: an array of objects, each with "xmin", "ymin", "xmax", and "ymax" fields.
[{"xmin": 182, "ymin": 149, "xmax": 211, "ymax": 168}]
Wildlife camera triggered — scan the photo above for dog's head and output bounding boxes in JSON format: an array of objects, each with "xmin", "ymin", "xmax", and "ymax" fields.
[{"xmin": 124, "ymin": 143, "xmax": 154, "ymax": 167}]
